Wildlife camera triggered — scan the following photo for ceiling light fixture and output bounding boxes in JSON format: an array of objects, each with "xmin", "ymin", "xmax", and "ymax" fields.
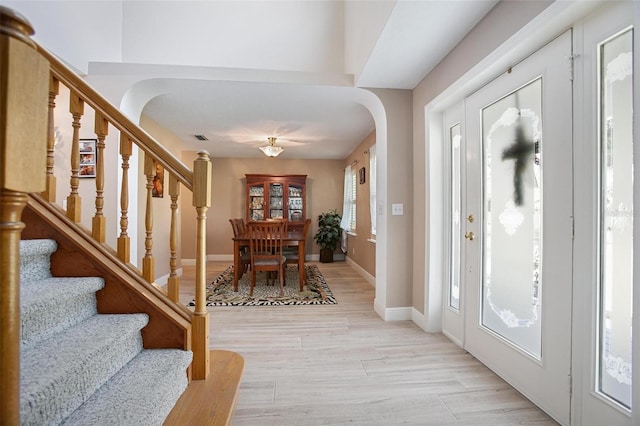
[{"xmin": 259, "ymin": 137, "xmax": 284, "ymax": 157}]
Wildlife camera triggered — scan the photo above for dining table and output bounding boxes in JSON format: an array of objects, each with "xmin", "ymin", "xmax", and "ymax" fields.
[{"xmin": 232, "ymin": 230, "xmax": 307, "ymax": 292}]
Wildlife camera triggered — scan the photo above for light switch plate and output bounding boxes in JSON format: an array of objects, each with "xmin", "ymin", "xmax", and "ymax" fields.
[{"xmin": 391, "ymin": 203, "xmax": 403, "ymax": 216}]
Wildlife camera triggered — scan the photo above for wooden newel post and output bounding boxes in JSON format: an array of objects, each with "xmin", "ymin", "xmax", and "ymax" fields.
[
  {"xmin": 0, "ymin": 6, "xmax": 49, "ymax": 425},
  {"xmin": 191, "ymin": 150, "xmax": 211, "ymax": 380}
]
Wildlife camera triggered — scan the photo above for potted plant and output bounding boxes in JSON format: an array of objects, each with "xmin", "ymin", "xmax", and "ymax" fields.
[{"xmin": 313, "ymin": 209, "xmax": 342, "ymax": 263}]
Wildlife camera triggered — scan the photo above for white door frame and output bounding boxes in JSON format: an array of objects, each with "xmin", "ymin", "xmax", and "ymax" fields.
[
  {"xmin": 425, "ymin": 0, "xmax": 638, "ymax": 424},
  {"xmin": 572, "ymin": 2, "xmax": 634, "ymax": 424}
]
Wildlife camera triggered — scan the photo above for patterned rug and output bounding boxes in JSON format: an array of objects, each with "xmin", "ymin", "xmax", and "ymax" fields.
[{"xmin": 189, "ymin": 264, "xmax": 337, "ymax": 306}]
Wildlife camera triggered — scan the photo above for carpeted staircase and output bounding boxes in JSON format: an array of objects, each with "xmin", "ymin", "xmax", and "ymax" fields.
[{"xmin": 19, "ymin": 239, "xmax": 193, "ymax": 425}]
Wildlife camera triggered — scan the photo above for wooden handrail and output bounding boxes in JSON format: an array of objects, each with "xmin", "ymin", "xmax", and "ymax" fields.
[{"xmin": 36, "ymin": 47, "xmax": 194, "ymax": 191}]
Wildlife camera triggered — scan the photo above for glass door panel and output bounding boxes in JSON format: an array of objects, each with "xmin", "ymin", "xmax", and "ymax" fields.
[
  {"xmin": 481, "ymin": 78, "xmax": 543, "ymax": 358},
  {"xmin": 443, "ymin": 102, "xmax": 465, "ymax": 346},
  {"xmin": 449, "ymin": 123, "xmax": 462, "ymax": 311},
  {"xmin": 598, "ymin": 27, "xmax": 633, "ymax": 409}
]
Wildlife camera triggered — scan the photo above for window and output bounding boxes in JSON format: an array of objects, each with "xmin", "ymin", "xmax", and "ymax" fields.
[
  {"xmin": 340, "ymin": 165, "xmax": 357, "ymax": 232},
  {"xmin": 369, "ymin": 144, "xmax": 377, "ymax": 236}
]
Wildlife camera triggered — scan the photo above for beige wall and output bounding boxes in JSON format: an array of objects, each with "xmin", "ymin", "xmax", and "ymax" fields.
[
  {"xmin": 371, "ymin": 88, "xmax": 414, "ymax": 309},
  {"xmin": 343, "ymin": 131, "xmax": 376, "ymax": 277},
  {"xmin": 179, "ymin": 154, "xmax": 344, "ymax": 260}
]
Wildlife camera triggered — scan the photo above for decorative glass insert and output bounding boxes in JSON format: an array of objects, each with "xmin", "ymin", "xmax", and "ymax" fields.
[
  {"xmin": 269, "ymin": 183, "xmax": 284, "ymax": 219},
  {"xmin": 288, "ymin": 185, "xmax": 304, "ymax": 221},
  {"xmin": 249, "ymin": 184, "xmax": 265, "ymax": 221},
  {"xmin": 481, "ymin": 78, "xmax": 542, "ymax": 358},
  {"xmin": 598, "ymin": 28, "xmax": 633, "ymax": 409},
  {"xmin": 449, "ymin": 123, "xmax": 461, "ymax": 311}
]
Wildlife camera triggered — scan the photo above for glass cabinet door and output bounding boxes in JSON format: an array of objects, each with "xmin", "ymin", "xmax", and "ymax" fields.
[
  {"xmin": 288, "ymin": 184, "xmax": 304, "ymax": 221},
  {"xmin": 248, "ymin": 184, "xmax": 264, "ymax": 221},
  {"xmin": 269, "ymin": 183, "xmax": 284, "ymax": 219}
]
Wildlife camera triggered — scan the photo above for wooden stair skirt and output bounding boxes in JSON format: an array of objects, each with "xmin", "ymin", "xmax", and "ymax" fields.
[{"xmin": 165, "ymin": 350, "xmax": 244, "ymax": 426}]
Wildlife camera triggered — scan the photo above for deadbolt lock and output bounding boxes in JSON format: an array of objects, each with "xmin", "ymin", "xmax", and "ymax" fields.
[{"xmin": 467, "ymin": 214, "xmax": 474, "ymax": 223}]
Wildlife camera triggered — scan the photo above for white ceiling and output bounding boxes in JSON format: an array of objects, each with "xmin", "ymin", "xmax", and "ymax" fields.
[
  {"xmin": 128, "ymin": 0, "xmax": 499, "ymax": 159},
  {"xmin": 143, "ymin": 81, "xmax": 375, "ymax": 160}
]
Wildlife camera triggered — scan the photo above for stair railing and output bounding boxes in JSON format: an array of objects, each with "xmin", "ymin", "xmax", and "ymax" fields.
[
  {"xmin": 37, "ymin": 26, "xmax": 212, "ymax": 382},
  {"xmin": 1, "ymin": 9, "xmax": 211, "ymax": 424}
]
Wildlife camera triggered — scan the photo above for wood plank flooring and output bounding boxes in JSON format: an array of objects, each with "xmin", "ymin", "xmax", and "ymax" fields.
[{"xmin": 179, "ymin": 261, "xmax": 558, "ymax": 425}]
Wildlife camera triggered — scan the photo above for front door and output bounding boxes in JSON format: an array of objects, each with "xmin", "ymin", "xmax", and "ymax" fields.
[{"xmin": 463, "ymin": 30, "xmax": 573, "ymax": 425}]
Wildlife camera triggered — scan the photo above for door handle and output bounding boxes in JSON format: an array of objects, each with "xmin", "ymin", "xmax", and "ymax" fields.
[{"xmin": 464, "ymin": 232, "xmax": 475, "ymax": 241}]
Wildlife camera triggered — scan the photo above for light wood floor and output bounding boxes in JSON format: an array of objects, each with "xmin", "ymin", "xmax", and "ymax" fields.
[{"xmin": 179, "ymin": 261, "xmax": 558, "ymax": 425}]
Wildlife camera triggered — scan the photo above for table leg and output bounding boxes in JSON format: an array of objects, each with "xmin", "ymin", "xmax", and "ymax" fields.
[
  {"xmin": 298, "ymin": 244, "xmax": 305, "ymax": 291},
  {"xmin": 233, "ymin": 240, "xmax": 240, "ymax": 292}
]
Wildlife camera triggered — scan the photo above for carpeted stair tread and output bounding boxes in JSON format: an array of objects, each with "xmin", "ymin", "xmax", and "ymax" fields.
[
  {"xmin": 20, "ymin": 239, "xmax": 57, "ymax": 283},
  {"xmin": 62, "ymin": 349, "xmax": 193, "ymax": 426},
  {"xmin": 21, "ymin": 277, "xmax": 105, "ymax": 349},
  {"xmin": 20, "ymin": 314, "xmax": 148, "ymax": 426}
]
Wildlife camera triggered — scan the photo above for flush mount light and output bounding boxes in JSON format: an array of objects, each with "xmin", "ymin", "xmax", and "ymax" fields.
[{"xmin": 259, "ymin": 137, "xmax": 284, "ymax": 157}]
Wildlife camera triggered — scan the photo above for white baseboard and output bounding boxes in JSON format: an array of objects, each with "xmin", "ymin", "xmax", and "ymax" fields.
[
  {"xmin": 155, "ymin": 267, "xmax": 183, "ymax": 287},
  {"xmin": 384, "ymin": 306, "xmax": 413, "ymax": 321},
  {"xmin": 411, "ymin": 307, "xmax": 428, "ymax": 331},
  {"xmin": 374, "ymin": 298, "xmax": 412, "ymax": 321},
  {"xmin": 374, "ymin": 298, "xmax": 386, "ymax": 320},
  {"xmin": 345, "ymin": 257, "xmax": 375, "ymax": 287}
]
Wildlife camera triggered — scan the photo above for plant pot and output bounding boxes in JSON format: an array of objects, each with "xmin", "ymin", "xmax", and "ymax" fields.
[{"xmin": 319, "ymin": 248, "xmax": 334, "ymax": 263}]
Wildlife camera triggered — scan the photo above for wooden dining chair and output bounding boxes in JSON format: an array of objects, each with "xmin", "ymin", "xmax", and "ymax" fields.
[
  {"xmin": 265, "ymin": 217, "xmax": 288, "ymax": 231},
  {"xmin": 248, "ymin": 220, "xmax": 287, "ymax": 296},
  {"xmin": 284, "ymin": 218, "xmax": 311, "ymax": 272},
  {"xmin": 229, "ymin": 218, "xmax": 250, "ymax": 276}
]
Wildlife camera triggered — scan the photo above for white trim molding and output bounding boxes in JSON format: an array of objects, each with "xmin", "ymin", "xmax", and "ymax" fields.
[{"xmin": 346, "ymin": 257, "xmax": 375, "ymax": 287}]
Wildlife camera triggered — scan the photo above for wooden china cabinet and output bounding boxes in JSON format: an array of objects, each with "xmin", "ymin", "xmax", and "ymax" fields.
[{"xmin": 245, "ymin": 174, "xmax": 307, "ymax": 231}]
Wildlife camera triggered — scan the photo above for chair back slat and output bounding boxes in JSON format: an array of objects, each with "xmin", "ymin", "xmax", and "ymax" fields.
[
  {"xmin": 249, "ymin": 220, "xmax": 285, "ymax": 259},
  {"xmin": 247, "ymin": 220, "xmax": 287, "ymax": 296}
]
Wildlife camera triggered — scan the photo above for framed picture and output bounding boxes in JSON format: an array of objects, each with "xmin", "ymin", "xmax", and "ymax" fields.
[
  {"xmin": 79, "ymin": 139, "xmax": 97, "ymax": 178},
  {"xmin": 359, "ymin": 167, "xmax": 366, "ymax": 184},
  {"xmin": 152, "ymin": 159, "xmax": 164, "ymax": 198}
]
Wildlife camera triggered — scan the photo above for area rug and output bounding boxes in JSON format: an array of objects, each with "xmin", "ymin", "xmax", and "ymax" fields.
[{"xmin": 188, "ymin": 264, "xmax": 337, "ymax": 306}]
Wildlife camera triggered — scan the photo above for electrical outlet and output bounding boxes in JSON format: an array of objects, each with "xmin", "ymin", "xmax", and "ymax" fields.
[{"xmin": 392, "ymin": 203, "xmax": 404, "ymax": 216}]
